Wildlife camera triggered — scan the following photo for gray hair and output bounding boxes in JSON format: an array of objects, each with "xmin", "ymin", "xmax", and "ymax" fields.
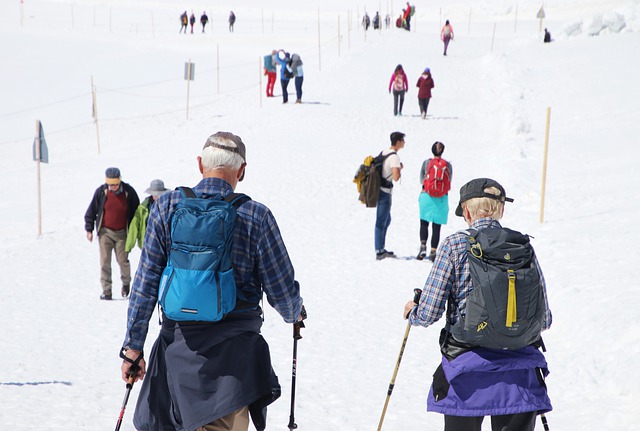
[{"xmin": 201, "ymin": 133, "xmax": 245, "ymax": 172}]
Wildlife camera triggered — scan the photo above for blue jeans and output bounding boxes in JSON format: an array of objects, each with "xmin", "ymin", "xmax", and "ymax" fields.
[
  {"xmin": 294, "ymin": 76, "xmax": 304, "ymax": 101},
  {"xmin": 393, "ymin": 90, "xmax": 405, "ymax": 115},
  {"xmin": 375, "ymin": 190, "xmax": 392, "ymax": 252},
  {"xmin": 280, "ymin": 79, "xmax": 290, "ymax": 103}
]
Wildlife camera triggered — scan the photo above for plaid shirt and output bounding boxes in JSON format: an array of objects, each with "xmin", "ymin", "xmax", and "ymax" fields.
[
  {"xmin": 123, "ymin": 177, "xmax": 303, "ymax": 351},
  {"xmin": 409, "ymin": 218, "xmax": 552, "ymax": 330}
]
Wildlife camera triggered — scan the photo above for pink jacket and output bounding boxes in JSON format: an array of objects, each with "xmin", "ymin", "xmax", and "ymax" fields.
[
  {"xmin": 441, "ymin": 24, "xmax": 454, "ymax": 40},
  {"xmin": 389, "ymin": 71, "xmax": 408, "ymax": 92}
]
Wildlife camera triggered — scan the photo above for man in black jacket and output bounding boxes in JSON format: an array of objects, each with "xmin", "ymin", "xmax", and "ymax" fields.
[{"xmin": 84, "ymin": 167, "xmax": 139, "ymax": 300}]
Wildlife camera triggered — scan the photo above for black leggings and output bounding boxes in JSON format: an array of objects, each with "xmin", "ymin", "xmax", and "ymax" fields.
[
  {"xmin": 444, "ymin": 412, "xmax": 537, "ymax": 431},
  {"xmin": 420, "ymin": 220, "xmax": 441, "ymax": 249}
]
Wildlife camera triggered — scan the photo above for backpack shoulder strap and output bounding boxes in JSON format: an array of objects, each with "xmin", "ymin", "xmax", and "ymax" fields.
[
  {"xmin": 177, "ymin": 186, "xmax": 197, "ymax": 198},
  {"xmin": 224, "ymin": 192, "xmax": 252, "ymax": 209}
]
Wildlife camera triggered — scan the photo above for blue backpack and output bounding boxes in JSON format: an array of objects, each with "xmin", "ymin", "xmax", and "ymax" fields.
[{"xmin": 158, "ymin": 187, "xmax": 250, "ymax": 322}]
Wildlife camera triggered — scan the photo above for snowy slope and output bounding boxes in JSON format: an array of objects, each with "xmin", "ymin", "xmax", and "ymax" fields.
[{"xmin": 0, "ymin": 0, "xmax": 639, "ymax": 429}]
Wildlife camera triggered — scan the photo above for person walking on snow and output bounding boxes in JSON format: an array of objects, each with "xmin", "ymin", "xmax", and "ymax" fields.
[
  {"xmin": 389, "ymin": 64, "xmax": 408, "ymax": 116},
  {"xmin": 84, "ymin": 167, "xmax": 140, "ymax": 300},
  {"xmin": 263, "ymin": 50, "xmax": 277, "ymax": 97},
  {"xmin": 403, "ymin": 3, "xmax": 413, "ymax": 31},
  {"xmin": 374, "ymin": 131, "xmax": 405, "ymax": 260},
  {"xmin": 441, "ymin": 20, "xmax": 454, "ymax": 55},
  {"xmin": 200, "ymin": 11, "xmax": 208, "ymax": 33},
  {"xmin": 362, "ymin": 12, "xmax": 371, "ymax": 31},
  {"xmin": 228, "ymin": 11, "xmax": 236, "ymax": 32},
  {"xmin": 417, "ymin": 142, "xmax": 451, "ymax": 261},
  {"xmin": 120, "ymin": 132, "xmax": 306, "ymax": 431},
  {"xmin": 416, "ymin": 67, "xmax": 435, "ymax": 119},
  {"xmin": 276, "ymin": 50, "xmax": 293, "ymax": 104},
  {"xmin": 189, "ymin": 12, "xmax": 196, "ymax": 33},
  {"xmin": 404, "ymin": 177, "xmax": 552, "ymax": 431},
  {"xmin": 125, "ymin": 179, "xmax": 170, "ymax": 254},
  {"xmin": 291, "ymin": 53, "xmax": 304, "ymax": 103},
  {"xmin": 179, "ymin": 11, "xmax": 188, "ymax": 33}
]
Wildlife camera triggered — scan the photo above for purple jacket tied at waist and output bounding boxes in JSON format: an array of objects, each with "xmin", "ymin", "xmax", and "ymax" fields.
[{"xmin": 428, "ymin": 346, "xmax": 552, "ymax": 416}]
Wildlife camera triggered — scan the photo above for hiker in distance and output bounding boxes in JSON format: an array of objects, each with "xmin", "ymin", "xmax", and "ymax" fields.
[
  {"xmin": 228, "ymin": 10, "xmax": 236, "ymax": 32},
  {"xmin": 276, "ymin": 50, "xmax": 293, "ymax": 103},
  {"xmin": 441, "ymin": 20, "xmax": 454, "ymax": 55},
  {"xmin": 263, "ymin": 49, "xmax": 277, "ymax": 97},
  {"xmin": 290, "ymin": 53, "xmax": 304, "ymax": 103},
  {"xmin": 403, "ymin": 2, "xmax": 413, "ymax": 31},
  {"xmin": 200, "ymin": 11, "xmax": 209, "ymax": 33},
  {"xmin": 416, "ymin": 67, "xmax": 435, "ymax": 119},
  {"xmin": 189, "ymin": 12, "xmax": 196, "ymax": 33},
  {"xmin": 120, "ymin": 132, "xmax": 306, "ymax": 431},
  {"xmin": 375, "ymin": 131, "xmax": 405, "ymax": 260},
  {"xmin": 84, "ymin": 167, "xmax": 139, "ymax": 300},
  {"xmin": 389, "ymin": 64, "xmax": 408, "ymax": 116},
  {"xmin": 404, "ymin": 178, "xmax": 552, "ymax": 431},
  {"xmin": 417, "ymin": 142, "xmax": 451, "ymax": 261},
  {"xmin": 179, "ymin": 11, "xmax": 188, "ymax": 33},
  {"xmin": 125, "ymin": 179, "xmax": 170, "ymax": 254}
]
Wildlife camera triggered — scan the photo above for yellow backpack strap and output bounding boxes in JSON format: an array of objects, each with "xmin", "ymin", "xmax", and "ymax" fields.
[{"xmin": 506, "ymin": 270, "xmax": 517, "ymax": 327}]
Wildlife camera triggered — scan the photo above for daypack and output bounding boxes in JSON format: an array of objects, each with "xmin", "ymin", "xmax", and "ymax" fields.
[
  {"xmin": 410, "ymin": 5, "xmax": 416, "ymax": 16},
  {"xmin": 158, "ymin": 187, "xmax": 251, "ymax": 322},
  {"xmin": 284, "ymin": 59, "xmax": 293, "ymax": 79},
  {"xmin": 354, "ymin": 151, "xmax": 395, "ymax": 207},
  {"xmin": 447, "ymin": 227, "xmax": 546, "ymax": 350},
  {"xmin": 393, "ymin": 74, "xmax": 405, "ymax": 91},
  {"xmin": 423, "ymin": 158, "xmax": 451, "ymax": 197}
]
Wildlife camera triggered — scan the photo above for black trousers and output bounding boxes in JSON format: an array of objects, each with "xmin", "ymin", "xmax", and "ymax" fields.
[
  {"xmin": 420, "ymin": 220, "xmax": 441, "ymax": 249},
  {"xmin": 444, "ymin": 411, "xmax": 537, "ymax": 431}
]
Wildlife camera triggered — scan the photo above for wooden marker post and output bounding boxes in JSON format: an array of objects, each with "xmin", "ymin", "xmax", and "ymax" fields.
[{"xmin": 540, "ymin": 107, "xmax": 551, "ymax": 223}]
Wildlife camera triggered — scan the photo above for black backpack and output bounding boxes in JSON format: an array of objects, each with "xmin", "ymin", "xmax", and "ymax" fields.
[
  {"xmin": 446, "ymin": 227, "xmax": 546, "ymax": 350},
  {"xmin": 284, "ymin": 59, "xmax": 293, "ymax": 79}
]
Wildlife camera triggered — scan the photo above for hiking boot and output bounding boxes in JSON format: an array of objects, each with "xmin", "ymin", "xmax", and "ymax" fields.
[
  {"xmin": 100, "ymin": 293, "xmax": 112, "ymax": 300},
  {"xmin": 295, "ymin": 99, "xmax": 302, "ymax": 104},
  {"xmin": 121, "ymin": 284, "xmax": 130, "ymax": 298},
  {"xmin": 416, "ymin": 244, "xmax": 427, "ymax": 260},
  {"xmin": 428, "ymin": 248, "xmax": 437, "ymax": 262},
  {"xmin": 376, "ymin": 250, "xmax": 396, "ymax": 260}
]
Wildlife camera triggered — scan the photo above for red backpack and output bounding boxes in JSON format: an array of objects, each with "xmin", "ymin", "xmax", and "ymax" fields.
[{"xmin": 423, "ymin": 158, "xmax": 451, "ymax": 197}]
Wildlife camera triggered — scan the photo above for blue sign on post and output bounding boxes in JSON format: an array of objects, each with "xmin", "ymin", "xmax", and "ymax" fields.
[{"xmin": 32, "ymin": 121, "xmax": 49, "ymax": 164}]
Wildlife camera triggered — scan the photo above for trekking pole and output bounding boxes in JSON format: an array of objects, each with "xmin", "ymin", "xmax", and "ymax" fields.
[
  {"xmin": 115, "ymin": 375, "xmax": 135, "ymax": 431},
  {"xmin": 288, "ymin": 306, "xmax": 307, "ymax": 430},
  {"xmin": 540, "ymin": 413, "xmax": 550, "ymax": 431},
  {"xmin": 377, "ymin": 288, "xmax": 422, "ymax": 431},
  {"xmin": 115, "ymin": 348, "xmax": 142, "ymax": 431}
]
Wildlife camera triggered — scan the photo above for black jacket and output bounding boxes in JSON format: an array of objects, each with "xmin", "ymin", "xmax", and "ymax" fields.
[{"xmin": 84, "ymin": 182, "xmax": 139, "ymax": 234}]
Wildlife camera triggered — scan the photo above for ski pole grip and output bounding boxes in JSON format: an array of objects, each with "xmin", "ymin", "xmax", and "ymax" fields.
[
  {"xmin": 413, "ymin": 289, "xmax": 423, "ymax": 304},
  {"xmin": 293, "ymin": 305, "xmax": 307, "ymax": 340},
  {"xmin": 406, "ymin": 289, "xmax": 423, "ymax": 319}
]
